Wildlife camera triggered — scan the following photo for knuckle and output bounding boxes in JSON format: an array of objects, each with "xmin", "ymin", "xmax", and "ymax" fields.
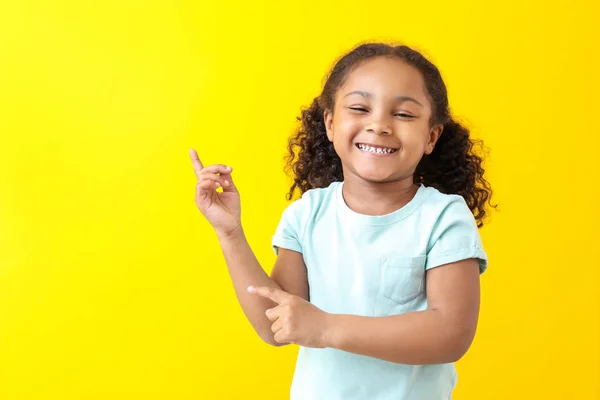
[{"xmin": 289, "ymin": 298, "xmax": 300, "ymax": 308}]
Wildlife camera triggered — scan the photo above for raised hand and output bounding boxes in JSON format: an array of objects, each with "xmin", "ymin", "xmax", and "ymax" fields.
[{"xmin": 189, "ymin": 148, "xmax": 241, "ymax": 237}]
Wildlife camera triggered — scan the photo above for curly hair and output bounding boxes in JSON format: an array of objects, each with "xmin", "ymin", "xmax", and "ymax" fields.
[{"xmin": 285, "ymin": 42, "xmax": 495, "ymax": 227}]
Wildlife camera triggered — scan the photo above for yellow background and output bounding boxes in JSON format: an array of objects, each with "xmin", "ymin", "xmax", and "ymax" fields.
[{"xmin": 1, "ymin": 0, "xmax": 598, "ymax": 399}]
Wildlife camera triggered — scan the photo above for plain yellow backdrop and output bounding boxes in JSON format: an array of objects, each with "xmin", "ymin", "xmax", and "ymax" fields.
[{"xmin": 1, "ymin": 0, "xmax": 598, "ymax": 399}]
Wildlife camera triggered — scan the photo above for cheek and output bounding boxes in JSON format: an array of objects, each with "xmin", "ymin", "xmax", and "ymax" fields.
[
  {"xmin": 399, "ymin": 129, "xmax": 430, "ymax": 154},
  {"xmin": 332, "ymin": 117, "xmax": 361, "ymax": 142},
  {"xmin": 402, "ymin": 134, "xmax": 426, "ymax": 148}
]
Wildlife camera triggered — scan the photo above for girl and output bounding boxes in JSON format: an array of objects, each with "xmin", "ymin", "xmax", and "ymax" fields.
[{"xmin": 189, "ymin": 42, "xmax": 493, "ymax": 399}]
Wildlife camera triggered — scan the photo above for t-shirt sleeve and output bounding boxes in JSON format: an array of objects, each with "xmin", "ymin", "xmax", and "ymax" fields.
[
  {"xmin": 426, "ymin": 197, "xmax": 488, "ymax": 274},
  {"xmin": 271, "ymin": 197, "xmax": 306, "ymax": 256}
]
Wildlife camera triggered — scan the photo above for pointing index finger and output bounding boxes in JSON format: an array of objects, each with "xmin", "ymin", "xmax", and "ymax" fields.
[
  {"xmin": 248, "ymin": 286, "xmax": 290, "ymax": 304},
  {"xmin": 189, "ymin": 149, "xmax": 204, "ymax": 180}
]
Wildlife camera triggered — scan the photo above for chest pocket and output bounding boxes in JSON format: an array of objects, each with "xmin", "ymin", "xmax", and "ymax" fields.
[{"xmin": 380, "ymin": 255, "xmax": 427, "ymax": 305}]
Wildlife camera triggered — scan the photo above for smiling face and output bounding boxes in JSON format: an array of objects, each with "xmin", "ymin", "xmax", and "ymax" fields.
[{"xmin": 324, "ymin": 56, "xmax": 443, "ymax": 184}]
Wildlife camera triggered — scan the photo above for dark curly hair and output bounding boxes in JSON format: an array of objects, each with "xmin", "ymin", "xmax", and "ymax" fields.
[{"xmin": 285, "ymin": 42, "xmax": 495, "ymax": 227}]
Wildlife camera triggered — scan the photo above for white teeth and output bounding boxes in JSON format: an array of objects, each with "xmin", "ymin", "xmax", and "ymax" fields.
[{"xmin": 358, "ymin": 144, "xmax": 396, "ymax": 154}]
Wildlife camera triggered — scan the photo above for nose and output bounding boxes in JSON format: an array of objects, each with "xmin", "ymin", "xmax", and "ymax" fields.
[{"xmin": 365, "ymin": 112, "xmax": 392, "ymax": 135}]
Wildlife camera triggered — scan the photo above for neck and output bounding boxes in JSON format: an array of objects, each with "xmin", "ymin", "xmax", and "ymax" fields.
[{"xmin": 341, "ymin": 172, "xmax": 418, "ymax": 216}]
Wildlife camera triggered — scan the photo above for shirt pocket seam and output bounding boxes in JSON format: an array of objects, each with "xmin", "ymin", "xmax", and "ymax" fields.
[{"xmin": 380, "ymin": 255, "xmax": 427, "ymax": 305}]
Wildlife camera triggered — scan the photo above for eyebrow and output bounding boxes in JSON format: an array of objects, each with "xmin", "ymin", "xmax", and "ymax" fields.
[{"xmin": 343, "ymin": 90, "xmax": 424, "ymax": 107}]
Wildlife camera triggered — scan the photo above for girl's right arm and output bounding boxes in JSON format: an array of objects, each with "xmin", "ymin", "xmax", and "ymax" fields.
[
  {"xmin": 218, "ymin": 231, "xmax": 308, "ymax": 345},
  {"xmin": 189, "ymin": 149, "xmax": 308, "ymax": 346}
]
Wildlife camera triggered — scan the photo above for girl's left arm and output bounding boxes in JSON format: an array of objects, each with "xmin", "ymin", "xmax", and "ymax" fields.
[{"xmin": 325, "ymin": 258, "xmax": 481, "ymax": 365}]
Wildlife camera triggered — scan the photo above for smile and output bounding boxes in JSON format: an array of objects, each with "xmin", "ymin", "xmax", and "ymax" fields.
[{"xmin": 356, "ymin": 143, "xmax": 398, "ymax": 155}]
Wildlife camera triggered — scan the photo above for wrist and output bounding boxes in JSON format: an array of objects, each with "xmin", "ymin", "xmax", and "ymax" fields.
[
  {"xmin": 216, "ymin": 224, "xmax": 244, "ymax": 242},
  {"xmin": 322, "ymin": 313, "xmax": 342, "ymax": 349}
]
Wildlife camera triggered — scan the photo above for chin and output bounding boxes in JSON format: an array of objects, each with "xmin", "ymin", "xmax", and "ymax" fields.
[
  {"xmin": 352, "ymin": 169, "xmax": 397, "ymax": 184},
  {"xmin": 360, "ymin": 176, "xmax": 396, "ymax": 184}
]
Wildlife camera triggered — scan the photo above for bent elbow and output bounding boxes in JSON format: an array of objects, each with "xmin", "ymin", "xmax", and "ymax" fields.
[
  {"xmin": 446, "ymin": 330, "xmax": 476, "ymax": 363},
  {"xmin": 258, "ymin": 332, "xmax": 287, "ymax": 347},
  {"xmin": 447, "ymin": 348, "xmax": 468, "ymax": 363}
]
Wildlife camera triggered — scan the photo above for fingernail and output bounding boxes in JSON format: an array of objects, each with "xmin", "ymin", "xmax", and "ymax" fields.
[
  {"xmin": 215, "ymin": 182, "xmax": 220, "ymax": 188},
  {"xmin": 265, "ymin": 309, "xmax": 271, "ymax": 315},
  {"xmin": 247, "ymin": 286, "xmax": 255, "ymax": 292},
  {"xmin": 224, "ymin": 180, "xmax": 229, "ymax": 186}
]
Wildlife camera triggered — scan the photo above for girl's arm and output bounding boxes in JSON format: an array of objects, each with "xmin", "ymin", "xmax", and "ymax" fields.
[
  {"xmin": 218, "ymin": 228, "xmax": 308, "ymax": 346},
  {"xmin": 250, "ymin": 258, "xmax": 480, "ymax": 364},
  {"xmin": 187, "ymin": 149, "xmax": 308, "ymax": 347},
  {"xmin": 325, "ymin": 258, "xmax": 481, "ymax": 364}
]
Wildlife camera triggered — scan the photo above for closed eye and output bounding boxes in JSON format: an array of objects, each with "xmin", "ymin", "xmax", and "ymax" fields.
[{"xmin": 348, "ymin": 107, "xmax": 415, "ymax": 119}]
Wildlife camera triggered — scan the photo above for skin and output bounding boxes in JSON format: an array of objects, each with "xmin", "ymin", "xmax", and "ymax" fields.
[
  {"xmin": 324, "ymin": 56, "xmax": 443, "ymax": 216},
  {"xmin": 189, "ymin": 56, "xmax": 481, "ymax": 364}
]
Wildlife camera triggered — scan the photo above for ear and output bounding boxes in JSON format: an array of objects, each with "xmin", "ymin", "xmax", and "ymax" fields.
[
  {"xmin": 425, "ymin": 124, "xmax": 443, "ymax": 155},
  {"xmin": 324, "ymin": 109, "xmax": 334, "ymax": 142}
]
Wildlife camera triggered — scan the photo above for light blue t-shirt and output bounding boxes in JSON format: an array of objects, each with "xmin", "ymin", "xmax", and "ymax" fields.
[{"xmin": 271, "ymin": 181, "xmax": 488, "ymax": 400}]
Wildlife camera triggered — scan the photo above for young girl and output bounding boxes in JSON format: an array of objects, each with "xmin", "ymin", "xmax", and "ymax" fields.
[{"xmin": 189, "ymin": 42, "xmax": 493, "ymax": 399}]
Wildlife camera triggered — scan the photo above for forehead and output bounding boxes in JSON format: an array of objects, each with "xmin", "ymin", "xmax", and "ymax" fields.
[{"xmin": 338, "ymin": 56, "xmax": 428, "ymax": 102}]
